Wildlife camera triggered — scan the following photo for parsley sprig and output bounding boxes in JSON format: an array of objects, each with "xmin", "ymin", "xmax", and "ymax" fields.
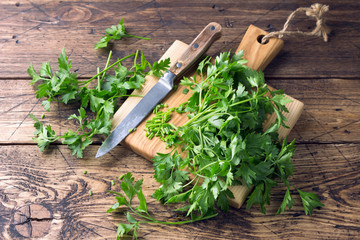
[
  {"xmin": 94, "ymin": 19, "xmax": 151, "ymax": 49},
  {"xmin": 144, "ymin": 51, "xmax": 323, "ymax": 217},
  {"xmin": 28, "ymin": 48, "xmax": 170, "ymax": 157},
  {"xmin": 108, "ymin": 172, "xmax": 217, "ymax": 239}
]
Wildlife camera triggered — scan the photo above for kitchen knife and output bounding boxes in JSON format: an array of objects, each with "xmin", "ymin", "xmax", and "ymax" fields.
[{"xmin": 96, "ymin": 22, "xmax": 222, "ymax": 158}]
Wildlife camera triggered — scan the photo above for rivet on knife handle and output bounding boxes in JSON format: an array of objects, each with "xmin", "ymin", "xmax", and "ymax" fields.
[
  {"xmin": 169, "ymin": 22, "xmax": 222, "ymax": 76},
  {"xmin": 96, "ymin": 22, "xmax": 222, "ymax": 158}
]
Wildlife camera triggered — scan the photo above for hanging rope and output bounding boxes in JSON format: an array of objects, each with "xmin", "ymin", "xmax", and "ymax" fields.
[{"xmin": 262, "ymin": 3, "xmax": 331, "ymax": 43}]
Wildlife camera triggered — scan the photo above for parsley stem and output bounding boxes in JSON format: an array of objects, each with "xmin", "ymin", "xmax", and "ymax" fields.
[
  {"xmin": 196, "ymin": 161, "xmax": 219, "ymax": 174},
  {"xmin": 182, "ymin": 175, "xmax": 198, "ymax": 188},
  {"xmin": 133, "ymin": 50, "xmax": 139, "ymax": 68},
  {"xmin": 102, "ymin": 50, "xmax": 113, "ymax": 81},
  {"xmin": 79, "ymin": 52, "xmax": 136, "ymax": 86},
  {"xmin": 114, "ymin": 94, "xmax": 144, "ymax": 98},
  {"xmin": 198, "ymin": 71, "xmax": 222, "ymax": 112},
  {"xmin": 138, "ymin": 213, "xmax": 217, "ymax": 225},
  {"xmin": 126, "ymin": 34, "xmax": 151, "ymax": 41},
  {"xmin": 96, "ymin": 67, "xmax": 101, "ymax": 91},
  {"xmin": 169, "ymin": 123, "xmax": 178, "ymax": 131},
  {"xmin": 127, "ymin": 205, "xmax": 154, "ymax": 222},
  {"xmin": 182, "ymin": 105, "xmax": 216, "ymax": 127},
  {"xmin": 229, "ymin": 96, "xmax": 259, "ymax": 107}
]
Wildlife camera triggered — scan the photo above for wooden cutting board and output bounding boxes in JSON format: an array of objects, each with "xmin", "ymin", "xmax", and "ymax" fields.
[{"xmin": 111, "ymin": 25, "xmax": 304, "ymax": 208}]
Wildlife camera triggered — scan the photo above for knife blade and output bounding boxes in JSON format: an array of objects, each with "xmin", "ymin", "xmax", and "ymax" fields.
[{"xmin": 96, "ymin": 22, "xmax": 222, "ymax": 158}]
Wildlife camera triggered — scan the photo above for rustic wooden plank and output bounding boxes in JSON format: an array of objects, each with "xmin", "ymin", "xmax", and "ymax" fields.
[
  {"xmin": 1, "ymin": 78, "xmax": 360, "ymax": 145},
  {"xmin": 267, "ymin": 78, "xmax": 360, "ymax": 143},
  {"xmin": 0, "ymin": 1, "xmax": 359, "ymax": 79},
  {"xmin": 1, "ymin": 0, "xmax": 360, "ymax": 239},
  {"xmin": 0, "ymin": 144, "xmax": 359, "ymax": 239}
]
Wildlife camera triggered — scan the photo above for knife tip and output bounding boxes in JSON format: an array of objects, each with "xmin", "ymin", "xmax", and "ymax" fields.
[{"xmin": 95, "ymin": 149, "xmax": 106, "ymax": 158}]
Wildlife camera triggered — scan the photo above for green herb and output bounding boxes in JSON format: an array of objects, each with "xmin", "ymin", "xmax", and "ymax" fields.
[
  {"xmin": 297, "ymin": 189, "xmax": 324, "ymax": 215},
  {"xmin": 129, "ymin": 127, "xmax": 137, "ymax": 133},
  {"xmin": 108, "ymin": 172, "xmax": 217, "ymax": 239},
  {"xmin": 89, "ymin": 190, "xmax": 93, "ymax": 196},
  {"xmin": 94, "ymin": 19, "xmax": 151, "ymax": 49},
  {"xmin": 152, "ymin": 103, "xmax": 168, "ymax": 114},
  {"xmin": 145, "ymin": 51, "xmax": 323, "ymax": 217},
  {"xmin": 29, "ymin": 113, "xmax": 58, "ymax": 151},
  {"xmin": 144, "ymin": 106, "xmax": 178, "ymax": 147},
  {"xmin": 111, "ymin": 180, "xmax": 115, "ymax": 186},
  {"xmin": 128, "ymin": 128, "xmax": 137, "ymax": 133},
  {"xmin": 28, "ymin": 48, "xmax": 170, "ymax": 158}
]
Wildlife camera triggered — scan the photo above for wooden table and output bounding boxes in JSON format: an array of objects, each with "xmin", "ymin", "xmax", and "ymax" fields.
[{"xmin": 1, "ymin": 1, "xmax": 360, "ymax": 239}]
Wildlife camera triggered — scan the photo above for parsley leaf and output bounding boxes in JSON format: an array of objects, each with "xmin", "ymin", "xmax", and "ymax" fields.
[
  {"xmin": 297, "ymin": 189, "xmax": 324, "ymax": 215},
  {"xmin": 149, "ymin": 58, "xmax": 171, "ymax": 78},
  {"xmin": 29, "ymin": 114, "xmax": 59, "ymax": 151},
  {"xmin": 27, "ymin": 48, "xmax": 79, "ymax": 112},
  {"xmin": 94, "ymin": 19, "xmax": 151, "ymax": 49},
  {"xmin": 28, "ymin": 63, "xmax": 41, "ymax": 85},
  {"xmin": 276, "ymin": 188, "xmax": 294, "ymax": 215}
]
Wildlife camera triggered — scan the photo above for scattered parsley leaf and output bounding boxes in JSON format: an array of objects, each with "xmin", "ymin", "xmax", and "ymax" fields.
[
  {"xmin": 149, "ymin": 58, "xmax": 171, "ymax": 78},
  {"xmin": 116, "ymin": 223, "xmax": 137, "ymax": 240},
  {"xmin": 298, "ymin": 189, "xmax": 324, "ymax": 215},
  {"xmin": 29, "ymin": 113, "xmax": 59, "ymax": 151},
  {"xmin": 28, "ymin": 63, "xmax": 41, "ymax": 85},
  {"xmin": 94, "ymin": 19, "xmax": 151, "ymax": 49},
  {"xmin": 276, "ymin": 188, "xmax": 294, "ymax": 215}
]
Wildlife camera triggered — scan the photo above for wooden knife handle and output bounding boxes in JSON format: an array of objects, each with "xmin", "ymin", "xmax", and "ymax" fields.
[{"xmin": 169, "ymin": 22, "xmax": 222, "ymax": 76}]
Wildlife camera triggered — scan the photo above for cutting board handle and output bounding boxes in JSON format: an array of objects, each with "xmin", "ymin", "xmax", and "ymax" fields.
[
  {"xmin": 169, "ymin": 22, "xmax": 222, "ymax": 76},
  {"xmin": 236, "ymin": 25, "xmax": 284, "ymax": 71}
]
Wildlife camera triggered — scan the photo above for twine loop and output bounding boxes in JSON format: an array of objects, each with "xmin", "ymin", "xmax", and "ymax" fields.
[{"xmin": 262, "ymin": 3, "xmax": 331, "ymax": 44}]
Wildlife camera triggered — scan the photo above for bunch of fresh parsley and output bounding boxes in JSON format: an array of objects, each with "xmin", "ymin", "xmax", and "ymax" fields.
[
  {"xmin": 28, "ymin": 48, "xmax": 170, "ymax": 157},
  {"xmin": 143, "ymin": 51, "xmax": 323, "ymax": 218}
]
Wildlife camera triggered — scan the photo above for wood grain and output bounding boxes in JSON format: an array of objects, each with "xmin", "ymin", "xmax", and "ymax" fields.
[
  {"xmin": 0, "ymin": 1, "xmax": 359, "ymax": 79},
  {"xmin": 3, "ymin": 78, "xmax": 360, "ymax": 145},
  {"xmin": 235, "ymin": 25, "xmax": 284, "ymax": 71},
  {"xmin": 1, "ymin": 0, "xmax": 360, "ymax": 239},
  {"xmin": 0, "ymin": 144, "xmax": 359, "ymax": 239}
]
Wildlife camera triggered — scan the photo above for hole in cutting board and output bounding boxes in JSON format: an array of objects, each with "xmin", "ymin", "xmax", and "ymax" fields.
[{"xmin": 257, "ymin": 35, "xmax": 269, "ymax": 44}]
